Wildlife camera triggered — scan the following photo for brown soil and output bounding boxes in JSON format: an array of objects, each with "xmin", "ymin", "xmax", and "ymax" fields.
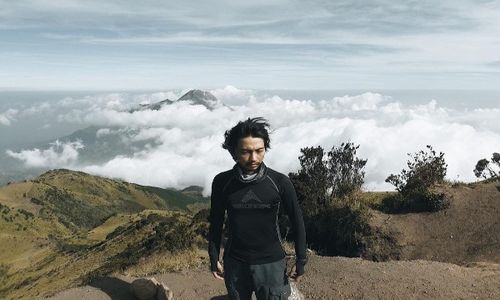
[
  {"xmin": 44, "ymin": 254, "xmax": 500, "ymax": 300},
  {"xmin": 365, "ymin": 182, "xmax": 500, "ymax": 265}
]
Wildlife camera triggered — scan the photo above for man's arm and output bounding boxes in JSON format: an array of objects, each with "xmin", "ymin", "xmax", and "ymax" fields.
[
  {"xmin": 280, "ymin": 175, "xmax": 307, "ymax": 276},
  {"xmin": 208, "ymin": 174, "xmax": 226, "ymax": 273}
]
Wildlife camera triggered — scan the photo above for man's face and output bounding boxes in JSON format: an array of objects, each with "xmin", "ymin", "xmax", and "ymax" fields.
[{"xmin": 235, "ymin": 136, "xmax": 266, "ymax": 174}]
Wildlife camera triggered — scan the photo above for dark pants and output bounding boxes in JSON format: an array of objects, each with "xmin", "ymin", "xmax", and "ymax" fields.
[{"xmin": 223, "ymin": 255, "xmax": 291, "ymax": 300}]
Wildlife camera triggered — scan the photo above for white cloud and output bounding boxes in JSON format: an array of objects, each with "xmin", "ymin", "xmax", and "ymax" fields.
[
  {"xmin": 96, "ymin": 128, "xmax": 112, "ymax": 138},
  {"xmin": 0, "ymin": 109, "xmax": 19, "ymax": 126},
  {"xmin": 325, "ymin": 93, "xmax": 389, "ymax": 111},
  {"xmin": 81, "ymin": 134, "xmax": 228, "ymax": 195},
  {"xmin": 19, "ymin": 102, "xmax": 51, "ymax": 116},
  {"xmin": 5, "ymin": 88, "xmax": 500, "ymax": 194},
  {"xmin": 136, "ymin": 91, "xmax": 180, "ymax": 105},
  {"xmin": 6, "ymin": 140, "xmax": 84, "ymax": 168},
  {"xmin": 210, "ymin": 85, "xmax": 254, "ymax": 105}
]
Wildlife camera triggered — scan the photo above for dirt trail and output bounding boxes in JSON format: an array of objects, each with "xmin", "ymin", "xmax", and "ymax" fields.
[{"xmin": 44, "ymin": 253, "xmax": 500, "ymax": 300}]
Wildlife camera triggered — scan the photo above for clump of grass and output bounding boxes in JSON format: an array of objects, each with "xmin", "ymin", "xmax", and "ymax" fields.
[
  {"xmin": 124, "ymin": 248, "xmax": 204, "ymax": 276},
  {"xmin": 0, "ymin": 263, "xmax": 10, "ymax": 283},
  {"xmin": 443, "ymin": 176, "xmax": 469, "ymax": 189}
]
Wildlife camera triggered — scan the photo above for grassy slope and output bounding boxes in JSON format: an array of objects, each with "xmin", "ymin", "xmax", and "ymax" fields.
[
  {"xmin": 0, "ymin": 169, "xmax": 208, "ymax": 299},
  {"xmin": 362, "ymin": 181, "xmax": 500, "ymax": 264},
  {"xmin": 1, "ymin": 168, "xmax": 206, "ymax": 229},
  {"xmin": 86, "ymin": 213, "xmax": 135, "ymax": 241},
  {"xmin": 136, "ymin": 185, "xmax": 207, "ymax": 211},
  {"xmin": 1, "ymin": 209, "xmax": 197, "ymax": 299}
]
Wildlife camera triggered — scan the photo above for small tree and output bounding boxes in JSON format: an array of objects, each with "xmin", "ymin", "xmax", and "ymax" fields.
[
  {"xmin": 327, "ymin": 142, "xmax": 367, "ymax": 200},
  {"xmin": 289, "ymin": 142, "xmax": 367, "ymax": 217},
  {"xmin": 474, "ymin": 152, "xmax": 500, "ymax": 181},
  {"xmin": 386, "ymin": 145, "xmax": 447, "ymax": 196},
  {"xmin": 286, "ymin": 142, "xmax": 370, "ymax": 256},
  {"xmin": 289, "ymin": 146, "xmax": 329, "ymax": 217},
  {"xmin": 385, "ymin": 145, "xmax": 449, "ymax": 212}
]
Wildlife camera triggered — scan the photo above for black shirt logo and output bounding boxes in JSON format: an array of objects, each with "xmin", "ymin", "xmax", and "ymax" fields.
[{"xmin": 233, "ymin": 189, "xmax": 271, "ymax": 209}]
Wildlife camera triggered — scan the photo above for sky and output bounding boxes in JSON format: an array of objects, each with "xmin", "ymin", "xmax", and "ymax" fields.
[
  {"xmin": 1, "ymin": 0, "xmax": 500, "ymax": 90},
  {"xmin": 2, "ymin": 87, "xmax": 500, "ymax": 194}
]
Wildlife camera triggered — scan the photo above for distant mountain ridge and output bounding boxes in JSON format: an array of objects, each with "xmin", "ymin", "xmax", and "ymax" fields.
[
  {"xmin": 0, "ymin": 89, "xmax": 231, "ymax": 186},
  {"xmin": 0, "ymin": 168, "xmax": 207, "ymax": 231},
  {"xmin": 132, "ymin": 89, "xmax": 232, "ymax": 112}
]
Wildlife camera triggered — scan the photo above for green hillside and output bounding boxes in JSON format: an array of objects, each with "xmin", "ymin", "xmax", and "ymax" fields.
[
  {"xmin": 17, "ymin": 169, "xmax": 206, "ymax": 229},
  {"xmin": 0, "ymin": 169, "xmax": 210, "ymax": 299},
  {"xmin": 1, "ymin": 209, "xmax": 205, "ymax": 299}
]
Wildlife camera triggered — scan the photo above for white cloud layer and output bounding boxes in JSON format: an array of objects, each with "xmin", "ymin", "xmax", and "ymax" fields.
[
  {"xmin": 6, "ymin": 140, "xmax": 84, "ymax": 168},
  {"xmin": 5, "ymin": 88, "xmax": 500, "ymax": 194}
]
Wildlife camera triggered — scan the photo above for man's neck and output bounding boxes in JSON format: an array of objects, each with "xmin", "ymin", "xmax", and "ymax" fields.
[
  {"xmin": 240, "ymin": 163, "xmax": 261, "ymax": 175},
  {"xmin": 242, "ymin": 169, "xmax": 257, "ymax": 175},
  {"xmin": 234, "ymin": 161, "xmax": 266, "ymax": 183}
]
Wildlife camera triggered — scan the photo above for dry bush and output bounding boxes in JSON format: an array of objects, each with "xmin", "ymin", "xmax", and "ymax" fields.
[
  {"xmin": 287, "ymin": 142, "xmax": 370, "ymax": 257},
  {"xmin": 385, "ymin": 145, "xmax": 449, "ymax": 213}
]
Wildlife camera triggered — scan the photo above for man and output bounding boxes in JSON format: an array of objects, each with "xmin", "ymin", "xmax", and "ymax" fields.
[{"xmin": 208, "ymin": 117, "xmax": 307, "ymax": 300}]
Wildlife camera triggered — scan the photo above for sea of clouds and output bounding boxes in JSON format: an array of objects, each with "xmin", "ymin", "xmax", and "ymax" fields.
[{"xmin": 3, "ymin": 86, "xmax": 500, "ymax": 195}]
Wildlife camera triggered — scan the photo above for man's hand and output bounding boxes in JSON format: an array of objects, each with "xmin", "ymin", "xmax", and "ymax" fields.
[
  {"xmin": 287, "ymin": 264, "xmax": 303, "ymax": 283},
  {"xmin": 212, "ymin": 260, "xmax": 224, "ymax": 280}
]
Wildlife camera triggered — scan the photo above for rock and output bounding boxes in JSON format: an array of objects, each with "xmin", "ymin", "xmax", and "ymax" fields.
[
  {"xmin": 156, "ymin": 282, "xmax": 174, "ymax": 300},
  {"xmin": 130, "ymin": 277, "xmax": 160, "ymax": 300},
  {"xmin": 130, "ymin": 277, "xmax": 173, "ymax": 300},
  {"xmin": 289, "ymin": 282, "xmax": 305, "ymax": 300}
]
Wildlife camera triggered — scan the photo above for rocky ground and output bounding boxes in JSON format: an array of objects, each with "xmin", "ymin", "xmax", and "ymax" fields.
[{"xmin": 45, "ymin": 253, "xmax": 500, "ymax": 300}]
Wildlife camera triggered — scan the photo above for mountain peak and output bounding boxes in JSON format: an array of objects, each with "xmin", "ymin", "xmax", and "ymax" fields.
[
  {"xmin": 130, "ymin": 89, "xmax": 231, "ymax": 112},
  {"xmin": 177, "ymin": 89, "xmax": 221, "ymax": 110},
  {"xmin": 178, "ymin": 89, "xmax": 218, "ymax": 102}
]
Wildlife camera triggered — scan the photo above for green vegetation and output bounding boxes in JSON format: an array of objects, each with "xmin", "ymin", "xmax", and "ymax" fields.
[
  {"xmin": 41, "ymin": 186, "xmax": 124, "ymax": 230},
  {"xmin": 474, "ymin": 152, "xmax": 500, "ymax": 181},
  {"xmin": 0, "ymin": 169, "xmax": 209, "ymax": 299},
  {"xmin": 384, "ymin": 145, "xmax": 449, "ymax": 213},
  {"xmin": 0, "ymin": 264, "xmax": 9, "ymax": 283},
  {"xmin": 81, "ymin": 212, "xmax": 196, "ymax": 284},
  {"xmin": 0, "ymin": 203, "xmax": 10, "ymax": 214},
  {"xmin": 190, "ymin": 208, "xmax": 210, "ymax": 248},
  {"xmin": 17, "ymin": 209, "xmax": 34, "ymax": 220},
  {"xmin": 18, "ymin": 169, "xmax": 208, "ymax": 232},
  {"xmin": 288, "ymin": 142, "xmax": 371, "ymax": 257},
  {"xmin": 136, "ymin": 185, "xmax": 207, "ymax": 211},
  {"xmin": 304, "ymin": 203, "xmax": 371, "ymax": 256},
  {"xmin": 289, "ymin": 142, "xmax": 367, "ymax": 217},
  {"xmin": 0, "ymin": 209, "xmax": 200, "ymax": 299}
]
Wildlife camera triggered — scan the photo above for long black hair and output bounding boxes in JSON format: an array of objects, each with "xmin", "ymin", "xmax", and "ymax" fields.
[{"xmin": 222, "ymin": 117, "xmax": 271, "ymax": 160}]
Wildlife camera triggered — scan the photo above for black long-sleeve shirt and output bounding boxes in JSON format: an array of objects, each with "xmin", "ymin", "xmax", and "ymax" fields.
[{"xmin": 208, "ymin": 162, "xmax": 307, "ymax": 275}]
